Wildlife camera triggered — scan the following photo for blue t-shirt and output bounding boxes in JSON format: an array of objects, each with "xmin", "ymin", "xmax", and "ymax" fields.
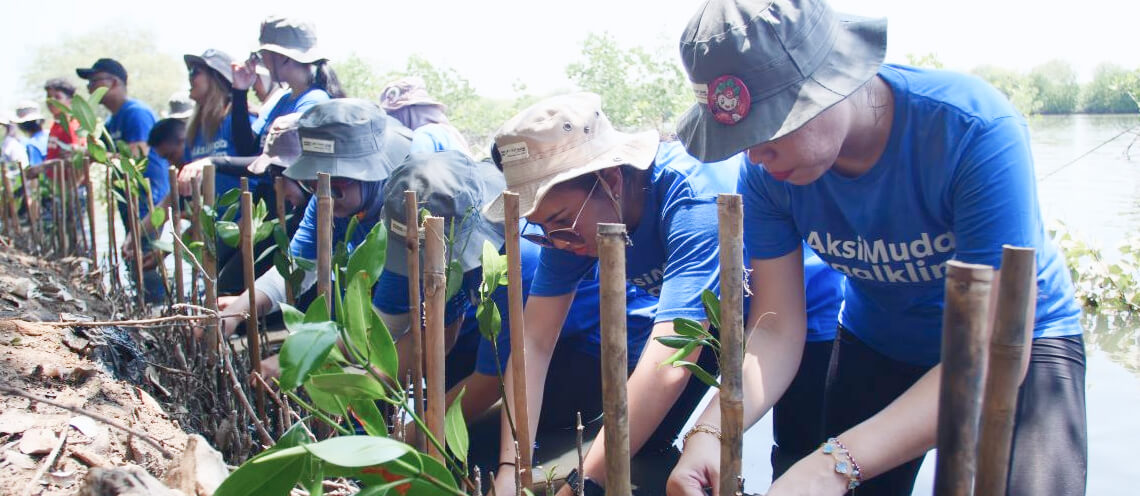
[
  {"xmin": 117, "ymin": 149, "xmax": 170, "ymax": 229},
  {"xmin": 105, "ymin": 99, "xmax": 156, "ymax": 146},
  {"xmin": 288, "ymin": 196, "xmax": 377, "ymax": 260},
  {"xmin": 24, "ymin": 131, "xmax": 48, "ymax": 165},
  {"xmin": 409, "ymin": 123, "xmax": 467, "ymax": 155},
  {"xmin": 741, "ymin": 64, "xmax": 1082, "ymax": 366},
  {"xmin": 530, "ymin": 141, "xmax": 739, "ymax": 323},
  {"xmin": 185, "ymin": 113, "xmax": 245, "ymax": 197},
  {"xmin": 252, "ymin": 88, "xmax": 330, "ymax": 148}
]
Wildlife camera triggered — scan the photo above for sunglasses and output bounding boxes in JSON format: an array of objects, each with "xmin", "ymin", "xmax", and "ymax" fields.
[
  {"xmin": 85, "ymin": 76, "xmax": 115, "ymax": 89},
  {"xmin": 523, "ymin": 174, "xmax": 628, "ymax": 249},
  {"xmin": 298, "ymin": 178, "xmax": 355, "ymax": 200}
]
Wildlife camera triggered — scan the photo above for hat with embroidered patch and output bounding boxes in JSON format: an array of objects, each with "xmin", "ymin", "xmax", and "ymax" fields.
[
  {"xmin": 284, "ymin": 98, "xmax": 411, "ymax": 182},
  {"xmin": 676, "ymin": 0, "xmax": 887, "ymax": 162}
]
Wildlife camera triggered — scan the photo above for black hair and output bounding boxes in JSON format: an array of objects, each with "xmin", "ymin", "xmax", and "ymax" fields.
[
  {"xmin": 147, "ymin": 118, "xmax": 187, "ymax": 148},
  {"xmin": 17, "ymin": 121, "xmax": 42, "ymax": 135},
  {"xmin": 314, "ymin": 61, "xmax": 346, "ymax": 99},
  {"xmin": 43, "ymin": 78, "xmax": 77, "ymax": 98}
]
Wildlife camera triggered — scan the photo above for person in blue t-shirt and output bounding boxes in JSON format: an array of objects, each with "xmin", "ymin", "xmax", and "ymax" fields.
[
  {"xmin": 379, "ymin": 76, "xmax": 471, "ymax": 155},
  {"xmin": 370, "ymin": 151, "xmax": 659, "ymax": 470},
  {"xmin": 76, "ymin": 58, "xmax": 156, "ymax": 158},
  {"xmin": 11, "ymin": 102, "xmax": 48, "ymax": 166},
  {"xmin": 669, "ymin": 1, "xmax": 1086, "ymax": 495},
  {"xmin": 217, "ymin": 99, "xmax": 410, "ymax": 339},
  {"xmin": 486, "ymin": 93, "xmax": 843, "ymax": 496}
]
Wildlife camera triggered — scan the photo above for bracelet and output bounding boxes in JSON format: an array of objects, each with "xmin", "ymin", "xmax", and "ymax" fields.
[
  {"xmin": 820, "ymin": 437, "xmax": 863, "ymax": 490},
  {"xmin": 682, "ymin": 423, "xmax": 722, "ymax": 450},
  {"xmin": 498, "ymin": 461, "xmax": 516, "ymax": 468}
]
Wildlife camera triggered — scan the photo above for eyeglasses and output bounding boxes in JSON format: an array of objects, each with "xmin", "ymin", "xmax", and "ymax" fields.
[
  {"xmin": 298, "ymin": 178, "xmax": 354, "ymax": 200},
  {"xmin": 523, "ymin": 173, "xmax": 631, "ymax": 249}
]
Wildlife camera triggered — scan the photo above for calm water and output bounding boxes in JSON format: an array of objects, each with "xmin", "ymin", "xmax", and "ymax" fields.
[{"xmin": 718, "ymin": 114, "xmax": 1140, "ymax": 495}]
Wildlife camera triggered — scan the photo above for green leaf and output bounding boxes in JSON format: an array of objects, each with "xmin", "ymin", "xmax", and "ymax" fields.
[
  {"xmin": 344, "ymin": 271, "xmax": 375, "ymax": 358},
  {"xmin": 213, "ymin": 449, "xmax": 304, "ymax": 496},
  {"xmin": 444, "ymin": 387, "xmax": 469, "ymax": 464},
  {"xmin": 659, "ymin": 340, "xmax": 699, "ymax": 369},
  {"xmin": 445, "ymin": 260, "xmax": 464, "ymax": 301},
  {"xmin": 305, "ymin": 294, "xmax": 330, "ymax": 323},
  {"xmin": 303, "ymin": 436, "xmax": 412, "ymax": 468},
  {"xmin": 256, "ymin": 199, "xmax": 268, "ymax": 221},
  {"xmin": 348, "ymin": 399, "xmax": 389, "ymax": 437},
  {"xmin": 655, "ymin": 335, "xmax": 697, "ymax": 349},
  {"xmin": 673, "ymin": 360, "xmax": 719, "ymax": 389},
  {"xmin": 278, "ymin": 321, "xmax": 339, "ymax": 391},
  {"xmin": 672, "ymin": 318, "xmax": 707, "ymax": 339},
  {"xmin": 296, "ymin": 258, "xmax": 316, "ymax": 271},
  {"xmin": 356, "ymin": 451, "xmax": 458, "ymax": 494},
  {"xmin": 88, "ymin": 87, "xmax": 109, "ymax": 112},
  {"xmin": 304, "ymin": 376, "xmax": 348, "ymax": 418},
  {"xmin": 217, "ymin": 221, "xmax": 240, "ymax": 248},
  {"xmin": 255, "ymin": 220, "xmax": 275, "ymax": 244},
  {"xmin": 367, "ymin": 306, "xmax": 399, "ymax": 381},
  {"xmin": 281, "ymin": 303, "xmax": 305, "ymax": 330},
  {"xmin": 152, "ymin": 239, "xmax": 174, "ymax": 253},
  {"xmin": 701, "ymin": 290, "xmax": 721, "ymax": 330},
  {"xmin": 221, "ymin": 204, "xmax": 239, "ymax": 222},
  {"xmin": 481, "ymin": 241, "xmax": 506, "ymax": 295},
  {"xmin": 309, "ymin": 373, "xmax": 388, "ymax": 399},
  {"xmin": 344, "ymin": 215, "xmax": 360, "ymax": 245},
  {"xmin": 476, "ymin": 299, "xmax": 502, "ymax": 342},
  {"xmin": 347, "ymin": 221, "xmax": 388, "ymax": 287},
  {"xmin": 72, "ymin": 95, "xmax": 97, "ymax": 134},
  {"xmin": 87, "ymin": 141, "xmax": 107, "ymax": 163},
  {"xmin": 274, "ymin": 421, "xmax": 313, "ymax": 451},
  {"xmin": 273, "ymin": 222, "xmax": 291, "ymax": 252},
  {"xmin": 149, "ymin": 208, "xmax": 167, "ymax": 231},
  {"xmin": 218, "ymin": 187, "xmax": 241, "ymax": 208}
]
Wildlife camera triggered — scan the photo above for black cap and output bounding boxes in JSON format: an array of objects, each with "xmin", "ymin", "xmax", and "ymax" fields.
[{"xmin": 76, "ymin": 58, "xmax": 128, "ymax": 84}]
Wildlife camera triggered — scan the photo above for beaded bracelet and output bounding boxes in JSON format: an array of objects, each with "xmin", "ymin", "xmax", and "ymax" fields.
[
  {"xmin": 682, "ymin": 423, "xmax": 722, "ymax": 450},
  {"xmin": 821, "ymin": 437, "xmax": 863, "ymax": 490}
]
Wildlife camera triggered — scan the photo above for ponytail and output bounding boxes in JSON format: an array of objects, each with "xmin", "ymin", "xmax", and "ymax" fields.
[{"xmin": 313, "ymin": 61, "xmax": 346, "ymax": 99}]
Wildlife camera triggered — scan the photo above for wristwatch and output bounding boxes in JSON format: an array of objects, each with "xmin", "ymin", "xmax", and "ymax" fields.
[{"xmin": 565, "ymin": 469, "xmax": 605, "ymax": 496}]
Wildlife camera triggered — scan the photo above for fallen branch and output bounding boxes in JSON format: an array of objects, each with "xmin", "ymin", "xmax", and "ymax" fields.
[
  {"xmin": 40, "ymin": 312, "xmax": 246, "ymax": 328},
  {"xmin": 0, "ymin": 385, "xmax": 174, "ymax": 458}
]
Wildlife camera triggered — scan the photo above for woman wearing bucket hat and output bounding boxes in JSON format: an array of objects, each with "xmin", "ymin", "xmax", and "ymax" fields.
[
  {"xmin": 372, "ymin": 150, "xmax": 658, "ymax": 466},
  {"xmin": 485, "ymin": 92, "xmax": 842, "ymax": 495},
  {"xmin": 379, "ymin": 76, "xmax": 471, "ymax": 155},
  {"xmin": 668, "ymin": 1, "xmax": 1086, "ymax": 495},
  {"xmin": 216, "ymin": 98, "xmax": 411, "ymax": 339}
]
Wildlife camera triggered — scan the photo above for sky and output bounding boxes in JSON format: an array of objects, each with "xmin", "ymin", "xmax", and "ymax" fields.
[{"xmin": 1, "ymin": 0, "xmax": 1137, "ymax": 108}]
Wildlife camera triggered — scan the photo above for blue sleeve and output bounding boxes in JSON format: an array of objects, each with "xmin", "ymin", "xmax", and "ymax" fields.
[
  {"xmin": 145, "ymin": 158, "xmax": 170, "ymax": 207},
  {"xmin": 740, "ymin": 159, "xmax": 801, "ymax": 259},
  {"xmin": 373, "ymin": 270, "xmax": 410, "ymax": 315},
  {"xmin": 26, "ymin": 144, "xmax": 44, "ymax": 165},
  {"xmin": 528, "ymin": 247, "xmax": 594, "ymax": 297},
  {"xmin": 124, "ymin": 106, "xmax": 156, "ymax": 144},
  {"xmin": 949, "ymin": 117, "xmax": 1039, "ymax": 269},
  {"xmin": 289, "ymin": 197, "xmax": 320, "ymax": 259},
  {"xmin": 654, "ymin": 195, "xmax": 725, "ymax": 322},
  {"xmin": 409, "ymin": 129, "xmax": 443, "ymax": 154},
  {"xmin": 294, "ymin": 90, "xmax": 330, "ymax": 115}
]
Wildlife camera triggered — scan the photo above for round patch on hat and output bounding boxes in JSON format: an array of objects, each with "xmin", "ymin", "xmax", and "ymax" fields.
[{"xmin": 707, "ymin": 75, "xmax": 751, "ymax": 125}]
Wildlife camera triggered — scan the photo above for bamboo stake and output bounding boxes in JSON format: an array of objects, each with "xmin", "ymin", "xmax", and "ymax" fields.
[
  {"xmin": 105, "ymin": 166, "xmax": 119, "ymax": 290},
  {"xmin": 240, "ymin": 188, "xmax": 266, "ymax": 421},
  {"xmin": 58, "ymin": 160, "xmax": 70, "ymax": 255},
  {"xmin": 503, "ymin": 192, "xmax": 533, "ymax": 489},
  {"xmin": 84, "ymin": 158, "xmax": 98, "ymax": 264},
  {"xmin": 934, "ymin": 260, "xmax": 994, "ymax": 496},
  {"xmin": 144, "ymin": 177, "xmax": 170, "ymax": 300},
  {"xmin": 20, "ymin": 163, "xmax": 40, "ymax": 253},
  {"xmin": 316, "ymin": 173, "xmax": 333, "ymax": 315},
  {"xmin": 975, "ymin": 246, "xmax": 1035, "ymax": 495},
  {"xmin": 1, "ymin": 164, "xmax": 14, "ymax": 238},
  {"xmin": 423, "ymin": 216, "xmax": 447, "ymax": 461},
  {"xmin": 52, "ymin": 160, "xmax": 64, "ymax": 254},
  {"xmin": 169, "ymin": 166, "xmax": 184, "ymax": 303},
  {"xmin": 202, "ymin": 165, "xmax": 219, "ymax": 355},
  {"xmin": 274, "ymin": 176, "xmax": 294, "ymax": 305},
  {"xmin": 716, "ymin": 194, "xmax": 745, "ymax": 496},
  {"xmin": 596, "ymin": 222, "xmax": 631, "ymax": 496},
  {"xmin": 189, "ymin": 176, "xmax": 204, "ymax": 306},
  {"xmin": 404, "ymin": 190, "xmax": 426, "ymax": 451},
  {"xmin": 125, "ymin": 182, "xmax": 146, "ymax": 310}
]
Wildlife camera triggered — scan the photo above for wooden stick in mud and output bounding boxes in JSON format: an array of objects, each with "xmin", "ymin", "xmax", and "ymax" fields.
[
  {"xmin": 274, "ymin": 176, "xmax": 294, "ymax": 305},
  {"xmin": 168, "ymin": 166, "xmax": 184, "ymax": 303},
  {"xmin": 84, "ymin": 158, "xmax": 98, "ymax": 264},
  {"xmin": 189, "ymin": 176, "xmax": 204, "ymax": 306},
  {"xmin": 125, "ymin": 183, "xmax": 147, "ymax": 310},
  {"xmin": 53, "ymin": 160, "xmax": 65, "ymax": 254},
  {"xmin": 934, "ymin": 260, "xmax": 994, "ymax": 496},
  {"xmin": 716, "ymin": 194, "xmax": 745, "ymax": 496},
  {"xmin": 144, "ymin": 178, "xmax": 170, "ymax": 299},
  {"xmin": 975, "ymin": 246, "xmax": 1035, "ymax": 496},
  {"xmin": 503, "ymin": 192, "xmax": 533, "ymax": 489},
  {"xmin": 201, "ymin": 165, "xmax": 219, "ymax": 354},
  {"xmin": 596, "ymin": 222, "xmax": 631, "ymax": 496},
  {"xmin": 105, "ymin": 166, "xmax": 118, "ymax": 289},
  {"xmin": 403, "ymin": 190, "xmax": 426, "ymax": 451},
  {"xmin": 423, "ymin": 215, "xmax": 447, "ymax": 461},
  {"xmin": 240, "ymin": 187, "xmax": 266, "ymax": 421},
  {"xmin": 19, "ymin": 163, "xmax": 40, "ymax": 253},
  {"xmin": 1, "ymin": 164, "xmax": 14, "ymax": 238},
  {"xmin": 316, "ymin": 173, "xmax": 333, "ymax": 314}
]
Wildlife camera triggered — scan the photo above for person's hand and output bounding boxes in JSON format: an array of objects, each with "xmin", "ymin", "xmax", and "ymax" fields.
[
  {"xmin": 765, "ymin": 448, "xmax": 849, "ymax": 496},
  {"xmin": 259, "ymin": 354, "xmax": 281, "ymax": 381},
  {"xmin": 177, "ymin": 158, "xmax": 213, "ymax": 196},
  {"xmin": 218, "ymin": 295, "xmax": 239, "ymax": 311},
  {"xmin": 666, "ymin": 432, "xmax": 720, "ymax": 496},
  {"xmin": 231, "ymin": 57, "xmax": 258, "ymax": 91}
]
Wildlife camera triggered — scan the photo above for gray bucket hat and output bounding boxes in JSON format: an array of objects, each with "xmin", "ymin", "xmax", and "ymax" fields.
[
  {"xmin": 259, "ymin": 16, "xmax": 325, "ymax": 64},
  {"xmin": 184, "ymin": 48, "xmax": 236, "ymax": 85},
  {"xmin": 285, "ymin": 99, "xmax": 411, "ymax": 182},
  {"xmin": 382, "ymin": 151, "xmax": 506, "ymax": 276},
  {"xmin": 162, "ymin": 92, "xmax": 195, "ymax": 119},
  {"xmin": 677, "ymin": 0, "xmax": 887, "ymax": 162}
]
